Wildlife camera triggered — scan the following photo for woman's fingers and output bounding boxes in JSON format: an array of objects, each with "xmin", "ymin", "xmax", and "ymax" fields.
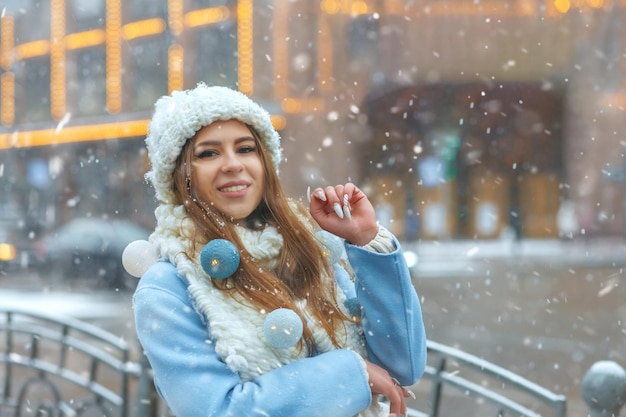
[
  {"xmin": 365, "ymin": 361, "xmax": 407, "ymax": 416},
  {"xmin": 310, "ymin": 188, "xmax": 343, "ymax": 220},
  {"xmin": 310, "ymin": 184, "xmax": 355, "ymax": 220}
]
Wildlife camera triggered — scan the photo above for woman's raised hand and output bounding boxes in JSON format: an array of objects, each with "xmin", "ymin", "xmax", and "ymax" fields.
[
  {"xmin": 309, "ymin": 183, "xmax": 378, "ymax": 246},
  {"xmin": 365, "ymin": 360, "xmax": 412, "ymax": 417}
]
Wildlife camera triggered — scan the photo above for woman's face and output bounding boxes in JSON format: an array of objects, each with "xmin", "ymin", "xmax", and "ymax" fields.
[{"xmin": 190, "ymin": 119, "xmax": 265, "ymax": 222}]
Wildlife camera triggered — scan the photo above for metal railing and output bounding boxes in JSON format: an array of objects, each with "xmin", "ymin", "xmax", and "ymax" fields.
[
  {"xmin": 1, "ymin": 307, "xmax": 624, "ymax": 417},
  {"xmin": 414, "ymin": 340, "xmax": 567, "ymax": 417},
  {"xmin": 0, "ymin": 307, "xmax": 142, "ymax": 417}
]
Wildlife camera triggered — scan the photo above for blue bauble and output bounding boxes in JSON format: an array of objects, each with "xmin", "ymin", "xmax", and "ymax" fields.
[
  {"xmin": 345, "ymin": 297, "xmax": 362, "ymax": 319},
  {"xmin": 200, "ymin": 239, "xmax": 240, "ymax": 279},
  {"xmin": 263, "ymin": 308, "xmax": 303, "ymax": 349},
  {"xmin": 316, "ymin": 230, "xmax": 344, "ymax": 265}
]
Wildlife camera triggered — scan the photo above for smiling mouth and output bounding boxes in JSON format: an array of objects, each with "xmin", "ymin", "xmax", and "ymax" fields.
[{"xmin": 220, "ymin": 184, "xmax": 249, "ymax": 192}]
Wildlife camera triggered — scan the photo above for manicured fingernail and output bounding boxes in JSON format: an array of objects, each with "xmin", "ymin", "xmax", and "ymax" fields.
[
  {"xmin": 316, "ymin": 190, "xmax": 327, "ymax": 201},
  {"xmin": 342, "ymin": 194, "xmax": 351, "ymax": 220},
  {"xmin": 334, "ymin": 203, "xmax": 344, "ymax": 219},
  {"xmin": 307, "ymin": 186, "xmax": 311, "ymax": 203}
]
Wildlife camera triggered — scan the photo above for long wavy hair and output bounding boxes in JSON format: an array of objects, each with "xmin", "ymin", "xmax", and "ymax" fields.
[{"xmin": 171, "ymin": 123, "xmax": 350, "ymax": 354}]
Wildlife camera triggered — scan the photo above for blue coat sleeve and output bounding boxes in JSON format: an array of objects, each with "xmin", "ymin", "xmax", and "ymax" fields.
[
  {"xmin": 344, "ymin": 237, "xmax": 427, "ymax": 386},
  {"xmin": 133, "ymin": 261, "xmax": 372, "ymax": 417}
]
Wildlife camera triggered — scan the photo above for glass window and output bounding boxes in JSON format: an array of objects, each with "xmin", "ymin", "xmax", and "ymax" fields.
[
  {"xmin": 187, "ymin": 0, "xmax": 236, "ymax": 8},
  {"xmin": 12, "ymin": 0, "xmax": 50, "ymax": 44},
  {"xmin": 285, "ymin": 4, "xmax": 319, "ymax": 95},
  {"xmin": 66, "ymin": 47, "xmax": 107, "ymax": 118},
  {"xmin": 68, "ymin": 0, "xmax": 105, "ymax": 32},
  {"xmin": 13, "ymin": 57, "xmax": 51, "ymax": 124},
  {"xmin": 124, "ymin": 38, "xmax": 168, "ymax": 112},
  {"xmin": 187, "ymin": 22, "xmax": 238, "ymax": 88},
  {"xmin": 124, "ymin": 0, "xmax": 165, "ymax": 22}
]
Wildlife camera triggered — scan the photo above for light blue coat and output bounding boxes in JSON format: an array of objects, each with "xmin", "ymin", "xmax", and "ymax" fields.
[{"xmin": 133, "ymin": 237, "xmax": 427, "ymax": 417}]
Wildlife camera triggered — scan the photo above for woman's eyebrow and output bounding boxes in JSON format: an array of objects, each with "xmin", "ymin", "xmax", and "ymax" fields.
[{"xmin": 194, "ymin": 136, "xmax": 255, "ymax": 149}]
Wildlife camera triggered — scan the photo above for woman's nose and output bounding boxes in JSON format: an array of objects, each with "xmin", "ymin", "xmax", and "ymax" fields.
[{"xmin": 221, "ymin": 151, "xmax": 244, "ymax": 172}]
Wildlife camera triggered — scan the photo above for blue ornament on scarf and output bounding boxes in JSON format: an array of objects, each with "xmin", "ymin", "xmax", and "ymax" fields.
[
  {"xmin": 263, "ymin": 308, "xmax": 304, "ymax": 349},
  {"xmin": 200, "ymin": 239, "xmax": 240, "ymax": 279},
  {"xmin": 345, "ymin": 297, "xmax": 362, "ymax": 320}
]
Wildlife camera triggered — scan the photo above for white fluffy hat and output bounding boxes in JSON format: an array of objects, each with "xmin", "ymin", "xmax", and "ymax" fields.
[{"xmin": 145, "ymin": 83, "xmax": 282, "ymax": 204}]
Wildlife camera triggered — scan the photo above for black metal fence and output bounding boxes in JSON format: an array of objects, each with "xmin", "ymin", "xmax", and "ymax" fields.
[
  {"xmin": 0, "ymin": 307, "xmax": 142, "ymax": 417},
  {"xmin": 1, "ymin": 307, "xmax": 624, "ymax": 417}
]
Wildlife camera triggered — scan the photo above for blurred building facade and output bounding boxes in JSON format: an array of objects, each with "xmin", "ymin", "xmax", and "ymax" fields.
[{"xmin": 0, "ymin": 0, "xmax": 625, "ymax": 243}]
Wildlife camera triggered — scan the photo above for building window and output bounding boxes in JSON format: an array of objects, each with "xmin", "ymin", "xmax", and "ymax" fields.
[
  {"xmin": 14, "ymin": 57, "xmax": 51, "ymax": 124},
  {"xmin": 67, "ymin": 47, "xmax": 107, "ymax": 118},
  {"xmin": 124, "ymin": 38, "xmax": 168, "ymax": 112}
]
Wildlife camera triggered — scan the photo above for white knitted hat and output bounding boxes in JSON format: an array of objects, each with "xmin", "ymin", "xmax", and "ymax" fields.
[{"xmin": 145, "ymin": 83, "xmax": 282, "ymax": 204}]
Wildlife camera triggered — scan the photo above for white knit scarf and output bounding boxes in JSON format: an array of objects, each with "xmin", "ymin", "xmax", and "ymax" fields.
[{"xmin": 150, "ymin": 204, "xmax": 387, "ymax": 417}]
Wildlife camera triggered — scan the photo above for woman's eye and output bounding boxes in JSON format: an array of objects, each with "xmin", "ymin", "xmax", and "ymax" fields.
[
  {"xmin": 239, "ymin": 146, "xmax": 256, "ymax": 154},
  {"xmin": 197, "ymin": 149, "xmax": 217, "ymax": 158}
]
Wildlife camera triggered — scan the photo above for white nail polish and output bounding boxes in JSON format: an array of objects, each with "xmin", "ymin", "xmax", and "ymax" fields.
[
  {"xmin": 316, "ymin": 190, "xmax": 327, "ymax": 201},
  {"xmin": 307, "ymin": 186, "xmax": 311, "ymax": 203},
  {"xmin": 334, "ymin": 203, "xmax": 344, "ymax": 219},
  {"xmin": 343, "ymin": 194, "xmax": 349, "ymax": 206},
  {"xmin": 344, "ymin": 205, "xmax": 352, "ymax": 221}
]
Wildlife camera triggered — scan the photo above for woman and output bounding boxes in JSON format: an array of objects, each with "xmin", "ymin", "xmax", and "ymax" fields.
[{"xmin": 131, "ymin": 83, "xmax": 427, "ymax": 417}]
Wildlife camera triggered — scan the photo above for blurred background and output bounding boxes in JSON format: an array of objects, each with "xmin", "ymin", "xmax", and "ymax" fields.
[{"xmin": 0, "ymin": 0, "xmax": 625, "ymax": 415}]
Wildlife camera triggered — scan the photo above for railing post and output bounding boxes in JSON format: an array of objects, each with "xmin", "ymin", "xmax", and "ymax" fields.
[
  {"xmin": 429, "ymin": 356, "xmax": 446, "ymax": 417},
  {"xmin": 581, "ymin": 360, "xmax": 626, "ymax": 417},
  {"xmin": 134, "ymin": 354, "xmax": 159, "ymax": 417}
]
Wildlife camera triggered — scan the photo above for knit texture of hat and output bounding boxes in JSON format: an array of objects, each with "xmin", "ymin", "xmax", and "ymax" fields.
[{"xmin": 145, "ymin": 83, "xmax": 282, "ymax": 204}]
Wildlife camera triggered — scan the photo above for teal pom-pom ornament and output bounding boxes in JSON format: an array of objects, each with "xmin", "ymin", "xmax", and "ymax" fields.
[
  {"xmin": 200, "ymin": 239, "xmax": 240, "ymax": 279},
  {"xmin": 316, "ymin": 230, "xmax": 344, "ymax": 265},
  {"xmin": 263, "ymin": 308, "xmax": 304, "ymax": 349},
  {"xmin": 345, "ymin": 297, "xmax": 362, "ymax": 320}
]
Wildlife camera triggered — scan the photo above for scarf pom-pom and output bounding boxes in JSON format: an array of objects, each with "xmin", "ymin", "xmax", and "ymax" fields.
[
  {"xmin": 200, "ymin": 239, "xmax": 241, "ymax": 279},
  {"xmin": 263, "ymin": 308, "xmax": 303, "ymax": 349},
  {"xmin": 122, "ymin": 240, "xmax": 158, "ymax": 278},
  {"xmin": 345, "ymin": 297, "xmax": 362, "ymax": 321}
]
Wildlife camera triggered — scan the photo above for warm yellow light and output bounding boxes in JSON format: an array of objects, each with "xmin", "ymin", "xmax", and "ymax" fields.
[
  {"xmin": 237, "ymin": 0, "xmax": 254, "ymax": 95},
  {"xmin": 270, "ymin": 115, "xmax": 286, "ymax": 130},
  {"xmin": 554, "ymin": 0, "xmax": 571, "ymax": 13},
  {"xmin": 65, "ymin": 29, "xmax": 106, "ymax": 50},
  {"xmin": 1, "ymin": 72, "xmax": 15, "ymax": 126},
  {"xmin": 320, "ymin": 0, "xmax": 339, "ymax": 14},
  {"xmin": 282, "ymin": 98, "xmax": 301, "ymax": 114},
  {"xmin": 168, "ymin": 0, "xmax": 184, "ymax": 36},
  {"xmin": 50, "ymin": 0, "xmax": 66, "ymax": 120},
  {"xmin": 281, "ymin": 98, "xmax": 325, "ymax": 114},
  {"xmin": 106, "ymin": 0, "xmax": 122, "ymax": 114},
  {"xmin": 585, "ymin": 0, "xmax": 604, "ymax": 7},
  {"xmin": 351, "ymin": 1, "xmax": 369, "ymax": 14},
  {"xmin": 14, "ymin": 40, "xmax": 50, "ymax": 60},
  {"xmin": 168, "ymin": 44, "xmax": 184, "ymax": 93},
  {"xmin": 122, "ymin": 18, "xmax": 166, "ymax": 41},
  {"xmin": 185, "ymin": 6, "xmax": 230, "ymax": 28},
  {"xmin": 0, "ymin": 120, "xmax": 150, "ymax": 149},
  {"xmin": 0, "ymin": 14, "xmax": 14, "ymax": 70},
  {"xmin": 320, "ymin": 0, "xmax": 369, "ymax": 15},
  {"xmin": 0, "ymin": 243, "xmax": 17, "ymax": 262},
  {"xmin": 515, "ymin": 0, "xmax": 538, "ymax": 15}
]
